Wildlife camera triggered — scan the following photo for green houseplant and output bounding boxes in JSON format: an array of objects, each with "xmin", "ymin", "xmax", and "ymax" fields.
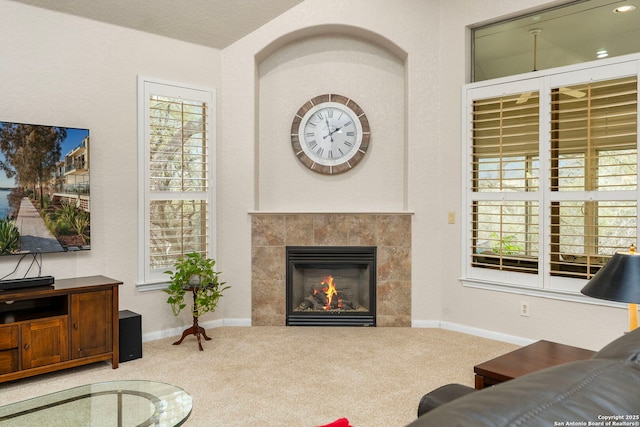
[
  {"xmin": 164, "ymin": 252, "xmax": 229, "ymax": 317},
  {"xmin": 0, "ymin": 218, "xmax": 20, "ymax": 255},
  {"xmin": 164, "ymin": 252, "xmax": 230, "ymax": 351}
]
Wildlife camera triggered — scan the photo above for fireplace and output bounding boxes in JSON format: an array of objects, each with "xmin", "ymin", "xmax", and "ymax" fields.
[{"xmin": 286, "ymin": 246, "xmax": 376, "ymax": 326}]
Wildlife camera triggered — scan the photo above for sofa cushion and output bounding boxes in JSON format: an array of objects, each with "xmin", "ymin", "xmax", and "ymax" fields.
[
  {"xmin": 591, "ymin": 327, "xmax": 640, "ymax": 361},
  {"xmin": 406, "ymin": 359, "xmax": 640, "ymax": 427}
]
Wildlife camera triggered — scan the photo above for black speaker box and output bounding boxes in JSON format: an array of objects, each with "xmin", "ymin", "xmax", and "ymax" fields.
[{"xmin": 119, "ymin": 310, "xmax": 142, "ymax": 363}]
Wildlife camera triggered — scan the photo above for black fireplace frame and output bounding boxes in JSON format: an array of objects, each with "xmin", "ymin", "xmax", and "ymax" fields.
[{"xmin": 286, "ymin": 246, "xmax": 376, "ymax": 326}]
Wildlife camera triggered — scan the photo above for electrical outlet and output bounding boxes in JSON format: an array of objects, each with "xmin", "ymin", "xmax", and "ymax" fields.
[
  {"xmin": 447, "ymin": 212, "xmax": 455, "ymax": 224},
  {"xmin": 520, "ymin": 301, "xmax": 530, "ymax": 317}
]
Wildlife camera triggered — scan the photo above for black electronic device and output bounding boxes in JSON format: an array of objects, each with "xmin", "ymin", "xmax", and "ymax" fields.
[
  {"xmin": 0, "ymin": 275, "xmax": 55, "ymax": 291},
  {"xmin": 119, "ymin": 310, "xmax": 142, "ymax": 363}
]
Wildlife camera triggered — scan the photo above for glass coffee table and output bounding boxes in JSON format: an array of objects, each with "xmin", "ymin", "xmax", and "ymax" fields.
[{"xmin": 0, "ymin": 380, "xmax": 192, "ymax": 426}]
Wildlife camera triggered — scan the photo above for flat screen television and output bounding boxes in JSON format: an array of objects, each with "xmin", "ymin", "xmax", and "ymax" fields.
[{"xmin": 0, "ymin": 120, "xmax": 90, "ymax": 256}]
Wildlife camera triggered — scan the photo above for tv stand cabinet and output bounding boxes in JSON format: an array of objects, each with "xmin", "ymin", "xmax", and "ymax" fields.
[{"xmin": 0, "ymin": 275, "xmax": 121, "ymax": 383}]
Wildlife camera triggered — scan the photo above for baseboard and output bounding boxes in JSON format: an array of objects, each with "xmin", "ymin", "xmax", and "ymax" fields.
[
  {"xmin": 412, "ymin": 319, "xmax": 535, "ymax": 346},
  {"xmin": 142, "ymin": 318, "xmax": 251, "ymax": 342},
  {"xmin": 223, "ymin": 317, "xmax": 252, "ymax": 327},
  {"xmin": 143, "ymin": 317, "xmax": 531, "ymax": 346}
]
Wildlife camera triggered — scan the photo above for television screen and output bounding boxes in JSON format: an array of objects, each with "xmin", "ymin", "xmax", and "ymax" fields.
[{"xmin": 0, "ymin": 121, "xmax": 90, "ymax": 256}]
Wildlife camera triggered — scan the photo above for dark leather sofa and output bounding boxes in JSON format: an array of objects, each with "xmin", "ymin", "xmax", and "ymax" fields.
[{"xmin": 406, "ymin": 328, "xmax": 640, "ymax": 426}]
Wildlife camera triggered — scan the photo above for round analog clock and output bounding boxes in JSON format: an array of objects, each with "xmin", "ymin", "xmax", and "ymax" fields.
[{"xmin": 291, "ymin": 94, "xmax": 370, "ymax": 175}]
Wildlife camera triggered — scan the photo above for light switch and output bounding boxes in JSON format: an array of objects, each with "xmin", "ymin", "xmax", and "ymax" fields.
[{"xmin": 448, "ymin": 212, "xmax": 455, "ymax": 224}]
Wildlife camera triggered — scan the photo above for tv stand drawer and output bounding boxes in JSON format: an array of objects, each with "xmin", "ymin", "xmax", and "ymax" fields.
[
  {"xmin": 0, "ymin": 325, "xmax": 18, "ymax": 350},
  {"xmin": 0, "ymin": 349, "xmax": 18, "ymax": 374}
]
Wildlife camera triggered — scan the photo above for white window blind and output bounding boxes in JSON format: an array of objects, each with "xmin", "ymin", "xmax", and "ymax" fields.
[
  {"xmin": 472, "ymin": 92, "xmax": 540, "ymax": 192},
  {"xmin": 471, "ymin": 200, "xmax": 539, "ymax": 273},
  {"xmin": 138, "ymin": 78, "xmax": 215, "ymax": 286},
  {"xmin": 464, "ymin": 57, "xmax": 640, "ymax": 294},
  {"xmin": 549, "ymin": 77, "xmax": 638, "ymax": 279},
  {"xmin": 470, "ymin": 91, "xmax": 540, "ymax": 274},
  {"xmin": 549, "ymin": 201, "xmax": 636, "ymax": 278}
]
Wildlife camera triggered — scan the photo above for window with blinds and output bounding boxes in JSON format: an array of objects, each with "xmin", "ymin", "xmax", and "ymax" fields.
[
  {"xmin": 465, "ymin": 61, "xmax": 640, "ymax": 291},
  {"xmin": 148, "ymin": 95, "xmax": 209, "ymax": 271},
  {"xmin": 138, "ymin": 78, "xmax": 215, "ymax": 286},
  {"xmin": 471, "ymin": 91, "xmax": 540, "ymax": 273},
  {"xmin": 149, "ymin": 96, "xmax": 208, "ymax": 193},
  {"xmin": 549, "ymin": 201, "xmax": 637, "ymax": 278},
  {"xmin": 471, "ymin": 201, "xmax": 539, "ymax": 273},
  {"xmin": 549, "ymin": 76, "xmax": 638, "ymax": 279}
]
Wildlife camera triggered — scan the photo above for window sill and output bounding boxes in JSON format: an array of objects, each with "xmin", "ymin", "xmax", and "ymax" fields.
[
  {"xmin": 136, "ymin": 280, "xmax": 169, "ymax": 292},
  {"xmin": 460, "ymin": 277, "xmax": 626, "ymax": 309}
]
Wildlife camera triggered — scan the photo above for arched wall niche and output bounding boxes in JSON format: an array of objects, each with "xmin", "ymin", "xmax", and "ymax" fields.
[
  {"xmin": 255, "ymin": 24, "xmax": 408, "ymax": 212},
  {"xmin": 255, "ymin": 24, "xmax": 407, "ymax": 64}
]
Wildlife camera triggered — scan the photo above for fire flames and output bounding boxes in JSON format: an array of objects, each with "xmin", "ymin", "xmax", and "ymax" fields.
[{"xmin": 313, "ymin": 275, "xmax": 342, "ymax": 310}]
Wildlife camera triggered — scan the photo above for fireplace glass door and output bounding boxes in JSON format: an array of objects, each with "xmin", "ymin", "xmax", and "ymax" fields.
[{"xmin": 286, "ymin": 246, "xmax": 376, "ymax": 326}]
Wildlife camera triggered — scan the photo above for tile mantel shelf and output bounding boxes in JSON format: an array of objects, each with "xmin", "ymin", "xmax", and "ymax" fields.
[{"xmin": 248, "ymin": 211, "xmax": 415, "ymax": 215}]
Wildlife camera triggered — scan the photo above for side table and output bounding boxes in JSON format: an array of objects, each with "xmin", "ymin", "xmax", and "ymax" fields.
[
  {"xmin": 473, "ymin": 340, "xmax": 595, "ymax": 389},
  {"xmin": 172, "ymin": 287, "xmax": 211, "ymax": 351}
]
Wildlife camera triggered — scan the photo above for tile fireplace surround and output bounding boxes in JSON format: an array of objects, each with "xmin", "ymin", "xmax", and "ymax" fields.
[{"xmin": 251, "ymin": 213, "xmax": 411, "ymax": 327}]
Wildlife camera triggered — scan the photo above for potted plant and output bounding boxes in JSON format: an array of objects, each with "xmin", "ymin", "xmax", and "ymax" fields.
[{"xmin": 164, "ymin": 252, "xmax": 230, "ymax": 350}]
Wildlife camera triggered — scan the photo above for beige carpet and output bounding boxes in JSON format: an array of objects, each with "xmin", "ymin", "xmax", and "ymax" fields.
[{"xmin": 0, "ymin": 327, "xmax": 518, "ymax": 427}]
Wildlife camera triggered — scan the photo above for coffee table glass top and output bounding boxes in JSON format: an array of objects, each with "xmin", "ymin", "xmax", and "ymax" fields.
[{"xmin": 0, "ymin": 380, "xmax": 192, "ymax": 427}]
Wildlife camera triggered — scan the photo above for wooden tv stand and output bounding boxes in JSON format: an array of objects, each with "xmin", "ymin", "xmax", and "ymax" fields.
[{"xmin": 0, "ymin": 275, "xmax": 121, "ymax": 383}]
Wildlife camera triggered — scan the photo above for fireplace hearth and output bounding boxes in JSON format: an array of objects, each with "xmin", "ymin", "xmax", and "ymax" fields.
[{"xmin": 286, "ymin": 246, "xmax": 376, "ymax": 326}]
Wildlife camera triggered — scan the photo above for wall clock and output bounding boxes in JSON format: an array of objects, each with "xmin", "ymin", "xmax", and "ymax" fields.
[{"xmin": 290, "ymin": 94, "xmax": 370, "ymax": 175}]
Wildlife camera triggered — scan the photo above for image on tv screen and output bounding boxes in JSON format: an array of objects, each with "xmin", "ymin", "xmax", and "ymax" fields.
[{"xmin": 0, "ymin": 120, "xmax": 90, "ymax": 256}]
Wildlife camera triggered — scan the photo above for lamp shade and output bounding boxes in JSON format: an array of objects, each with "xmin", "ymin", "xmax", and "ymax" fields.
[{"xmin": 581, "ymin": 250, "xmax": 640, "ymax": 304}]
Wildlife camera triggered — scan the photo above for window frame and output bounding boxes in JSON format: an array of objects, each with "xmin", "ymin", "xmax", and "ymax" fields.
[
  {"xmin": 462, "ymin": 55, "xmax": 640, "ymax": 296},
  {"xmin": 137, "ymin": 76, "xmax": 216, "ymax": 290}
]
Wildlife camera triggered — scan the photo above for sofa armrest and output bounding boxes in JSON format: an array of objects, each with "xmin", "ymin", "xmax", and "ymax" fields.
[
  {"xmin": 407, "ymin": 359, "xmax": 640, "ymax": 427},
  {"xmin": 592, "ymin": 327, "xmax": 640, "ymax": 361},
  {"xmin": 417, "ymin": 383, "xmax": 476, "ymax": 417}
]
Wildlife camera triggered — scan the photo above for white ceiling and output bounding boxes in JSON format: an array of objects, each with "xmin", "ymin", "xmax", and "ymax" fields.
[{"xmin": 8, "ymin": 0, "xmax": 305, "ymax": 49}]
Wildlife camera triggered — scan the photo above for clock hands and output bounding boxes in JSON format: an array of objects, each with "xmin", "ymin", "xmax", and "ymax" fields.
[
  {"xmin": 322, "ymin": 125, "xmax": 343, "ymax": 142},
  {"xmin": 323, "ymin": 116, "xmax": 334, "ymax": 142}
]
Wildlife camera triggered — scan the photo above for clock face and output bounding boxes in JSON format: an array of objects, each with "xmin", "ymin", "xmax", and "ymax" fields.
[{"xmin": 291, "ymin": 94, "xmax": 370, "ymax": 175}]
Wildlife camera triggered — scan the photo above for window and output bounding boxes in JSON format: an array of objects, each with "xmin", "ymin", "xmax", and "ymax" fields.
[
  {"xmin": 549, "ymin": 77, "xmax": 637, "ymax": 279},
  {"xmin": 138, "ymin": 77, "xmax": 215, "ymax": 287},
  {"xmin": 464, "ymin": 58, "xmax": 638, "ymax": 293},
  {"xmin": 472, "ymin": 0, "xmax": 640, "ymax": 82},
  {"xmin": 471, "ymin": 91, "xmax": 540, "ymax": 275}
]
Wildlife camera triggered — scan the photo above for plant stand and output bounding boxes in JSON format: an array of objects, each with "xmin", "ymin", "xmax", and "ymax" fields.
[{"xmin": 172, "ymin": 287, "xmax": 211, "ymax": 351}]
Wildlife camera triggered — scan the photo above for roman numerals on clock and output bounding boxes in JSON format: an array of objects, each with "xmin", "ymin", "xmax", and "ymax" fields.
[
  {"xmin": 292, "ymin": 95, "xmax": 370, "ymax": 174},
  {"xmin": 302, "ymin": 106, "xmax": 358, "ymax": 161}
]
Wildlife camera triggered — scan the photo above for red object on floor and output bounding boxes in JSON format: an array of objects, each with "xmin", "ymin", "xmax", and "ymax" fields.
[{"xmin": 317, "ymin": 418, "xmax": 353, "ymax": 427}]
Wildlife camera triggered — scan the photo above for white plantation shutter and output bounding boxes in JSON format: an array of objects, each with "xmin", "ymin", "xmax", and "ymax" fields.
[
  {"xmin": 549, "ymin": 201, "xmax": 636, "ymax": 278},
  {"xmin": 464, "ymin": 58, "xmax": 640, "ymax": 293},
  {"xmin": 549, "ymin": 77, "xmax": 638, "ymax": 279},
  {"xmin": 472, "ymin": 92, "xmax": 540, "ymax": 193},
  {"xmin": 470, "ymin": 91, "xmax": 540, "ymax": 274},
  {"xmin": 471, "ymin": 201, "xmax": 539, "ymax": 273},
  {"xmin": 138, "ymin": 78, "xmax": 215, "ymax": 286}
]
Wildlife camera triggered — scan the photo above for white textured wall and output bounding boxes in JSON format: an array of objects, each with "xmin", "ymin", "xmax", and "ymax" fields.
[
  {"xmin": 222, "ymin": 0, "xmax": 629, "ymax": 350},
  {"xmin": 257, "ymin": 34, "xmax": 404, "ymax": 212},
  {"xmin": 437, "ymin": 0, "xmax": 630, "ymax": 350},
  {"xmin": 2, "ymin": 0, "xmax": 630, "ymax": 350},
  {"xmin": 0, "ymin": 0, "xmax": 221, "ymax": 335}
]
